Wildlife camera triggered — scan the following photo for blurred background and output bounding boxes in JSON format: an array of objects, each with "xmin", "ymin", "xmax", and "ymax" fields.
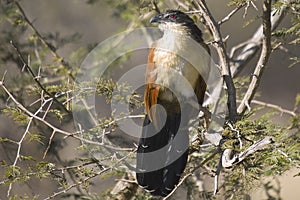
[{"xmin": 0, "ymin": 0, "xmax": 299, "ymax": 199}]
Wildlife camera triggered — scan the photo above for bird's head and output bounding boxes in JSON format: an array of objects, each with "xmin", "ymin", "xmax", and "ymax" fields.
[{"xmin": 150, "ymin": 10, "xmax": 195, "ymax": 32}]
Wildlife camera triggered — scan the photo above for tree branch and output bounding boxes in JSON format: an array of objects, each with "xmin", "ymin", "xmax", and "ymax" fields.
[
  {"xmin": 14, "ymin": 0, "xmax": 74, "ymax": 80},
  {"xmin": 0, "ymin": 80, "xmax": 134, "ymax": 152},
  {"xmin": 237, "ymin": 0, "xmax": 272, "ymax": 114},
  {"xmin": 43, "ymin": 149, "xmax": 136, "ymax": 200},
  {"xmin": 218, "ymin": 3, "xmax": 246, "ymax": 25},
  {"xmin": 43, "ymin": 167, "xmax": 110, "ymax": 200},
  {"xmin": 238, "ymin": 99, "xmax": 297, "ymax": 116},
  {"xmin": 151, "ymin": 0, "xmax": 161, "ymax": 13},
  {"xmin": 231, "ymin": 0, "xmax": 289, "ymax": 77},
  {"xmin": 163, "ymin": 149, "xmax": 219, "ymax": 199},
  {"xmin": 7, "ymin": 117, "xmax": 33, "ymax": 197},
  {"xmin": 222, "ymin": 136, "xmax": 274, "ymax": 168},
  {"xmin": 10, "ymin": 41, "xmax": 70, "ymax": 113},
  {"xmin": 193, "ymin": 0, "xmax": 238, "ymax": 122}
]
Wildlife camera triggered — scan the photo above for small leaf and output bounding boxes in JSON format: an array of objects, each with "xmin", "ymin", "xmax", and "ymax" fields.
[
  {"xmin": 295, "ymin": 93, "xmax": 300, "ymax": 108},
  {"xmin": 19, "ymin": 155, "xmax": 35, "ymax": 161}
]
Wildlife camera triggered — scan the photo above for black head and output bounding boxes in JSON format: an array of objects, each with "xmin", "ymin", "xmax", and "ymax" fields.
[{"xmin": 150, "ymin": 10, "xmax": 194, "ymax": 26}]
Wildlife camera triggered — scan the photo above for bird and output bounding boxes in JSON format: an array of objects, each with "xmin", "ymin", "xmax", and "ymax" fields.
[{"xmin": 136, "ymin": 10, "xmax": 210, "ymax": 197}]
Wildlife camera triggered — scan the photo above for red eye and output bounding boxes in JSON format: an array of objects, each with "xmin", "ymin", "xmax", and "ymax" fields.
[{"xmin": 170, "ymin": 15, "xmax": 177, "ymax": 19}]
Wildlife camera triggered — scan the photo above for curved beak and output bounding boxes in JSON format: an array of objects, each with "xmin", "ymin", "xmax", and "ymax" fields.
[{"xmin": 150, "ymin": 14, "xmax": 163, "ymax": 23}]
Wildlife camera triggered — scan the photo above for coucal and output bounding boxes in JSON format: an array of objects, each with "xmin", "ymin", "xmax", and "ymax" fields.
[{"xmin": 136, "ymin": 10, "xmax": 210, "ymax": 196}]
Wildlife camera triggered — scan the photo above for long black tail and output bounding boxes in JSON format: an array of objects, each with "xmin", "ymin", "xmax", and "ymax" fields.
[{"xmin": 136, "ymin": 113, "xmax": 189, "ymax": 197}]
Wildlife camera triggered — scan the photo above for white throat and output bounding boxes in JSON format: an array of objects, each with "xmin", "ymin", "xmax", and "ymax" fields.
[{"xmin": 156, "ymin": 27, "xmax": 189, "ymax": 53}]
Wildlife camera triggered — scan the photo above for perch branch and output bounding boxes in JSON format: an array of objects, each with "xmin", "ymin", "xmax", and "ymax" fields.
[{"xmin": 193, "ymin": 0, "xmax": 238, "ymax": 122}]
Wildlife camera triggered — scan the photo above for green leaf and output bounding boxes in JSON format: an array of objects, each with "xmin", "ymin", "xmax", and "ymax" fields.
[
  {"xmin": 2, "ymin": 107, "xmax": 29, "ymax": 125},
  {"xmin": 295, "ymin": 93, "xmax": 300, "ymax": 108},
  {"xmin": 19, "ymin": 155, "xmax": 35, "ymax": 161},
  {"xmin": 26, "ymin": 132, "xmax": 44, "ymax": 144},
  {"xmin": 5, "ymin": 166, "xmax": 21, "ymax": 179}
]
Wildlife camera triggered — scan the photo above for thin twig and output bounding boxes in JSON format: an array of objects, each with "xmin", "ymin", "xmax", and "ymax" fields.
[
  {"xmin": 277, "ymin": 149, "xmax": 292, "ymax": 162},
  {"xmin": 163, "ymin": 149, "xmax": 219, "ymax": 199},
  {"xmin": 243, "ymin": 1, "xmax": 251, "ymax": 18},
  {"xmin": 151, "ymin": 0, "xmax": 161, "ymax": 13},
  {"xmin": 227, "ymin": 122, "xmax": 243, "ymax": 149},
  {"xmin": 43, "ymin": 168, "xmax": 110, "ymax": 200},
  {"xmin": 14, "ymin": 1, "xmax": 74, "ymax": 78},
  {"xmin": 10, "ymin": 41, "xmax": 70, "ymax": 113},
  {"xmin": 218, "ymin": 3, "xmax": 246, "ymax": 25},
  {"xmin": 239, "ymin": 99, "xmax": 297, "ymax": 116},
  {"xmin": 229, "ymin": 40, "xmax": 255, "ymax": 59},
  {"xmin": 7, "ymin": 117, "xmax": 33, "ymax": 197},
  {"xmin": 6, "ymin": 82, "xmax": 57, "ymax": 196},
  {"xmin": 175, "ymin": 0, "xmax": 190, "ymax": 11},
  {"xmin": 43, "ymin": 130, "xmax": 56, "ymax": 159},
  {"xmin": 43, "ymin": 149, "xmax": 136, "ymax": 200},
  {"xmin": 213, "ymin": 154, "xmax": 223, "ymax": 195},
  {"xmin": 0, "ymin": 81, "xmax": 134, "ymax": 152},
  {"xmin": 231, "ymin": 0, "xmax": 289, "ymax": 77}
]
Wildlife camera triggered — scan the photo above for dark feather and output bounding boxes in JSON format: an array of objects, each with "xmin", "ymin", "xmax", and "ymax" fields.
[
  {"xmin": 136, "ymin": 9, "xmax": 210, "ymax": 197},
  {"xmin": 136, "ymin": 111, "xmax": 189, "ymax": 196}
]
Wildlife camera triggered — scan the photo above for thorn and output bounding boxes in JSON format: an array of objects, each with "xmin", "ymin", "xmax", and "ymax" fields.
[
  {"xmin": 251, "ymin": 1, "xmax": 258, "ymax": 11},
  {"xmin": 1, "ymin": 70, "xmax": 7, "ymax": 84},
  {"xmin": 223, "ymin": 35, "xmax": 230, "ymax": 42}
]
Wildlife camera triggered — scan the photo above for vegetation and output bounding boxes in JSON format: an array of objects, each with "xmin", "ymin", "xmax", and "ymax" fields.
[{"xmin": 0, "ymin": 0, "xmax": 299, "ymax": 199}]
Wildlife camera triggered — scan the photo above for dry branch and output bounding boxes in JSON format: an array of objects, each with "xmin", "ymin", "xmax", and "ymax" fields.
[
  {"xmin": 10, "ymin": 41, "xmax": 70, "ymax": 113},
  {"xmin": 231, "ymin": 0, "xmax": 289, "ymax": 77},
  {"xmin": 237, "ymin": 0, "xmax": 272, "ymax": 114},
  {"xmin": 218, "ymin": 3, "xmax": 246, "ymax": 25},
  {"xmin": 14, "ymin": 0, "xmax": 74, "ymax": 78},
  {"xmin": 239, "ymin": 99, "xmax": 297, "ymax": 116},
  {"xmin": 221, "ymin": 136, "xmax": 274, "ymax": 168},
  {"xmin": 0, "ymin": 80, "xmax": 134, "ymax": 151},
  {"xmin": 193, "ymin": 0, "xmax": 238, "ymax": 122}
]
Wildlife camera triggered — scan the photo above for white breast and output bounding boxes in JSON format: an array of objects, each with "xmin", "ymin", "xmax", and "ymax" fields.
[
  {"xmin": 152, "ymin": 49, "xmax": 199, "ymax": 101},
  {"xmin": 150, "ymin": 29, "xmax": 209, "ymax": 102}
]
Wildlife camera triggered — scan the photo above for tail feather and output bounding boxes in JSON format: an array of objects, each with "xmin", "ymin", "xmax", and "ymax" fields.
[{"xmin": 136, "ymin": 113, "xmax": 189, "ymax": 197}]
